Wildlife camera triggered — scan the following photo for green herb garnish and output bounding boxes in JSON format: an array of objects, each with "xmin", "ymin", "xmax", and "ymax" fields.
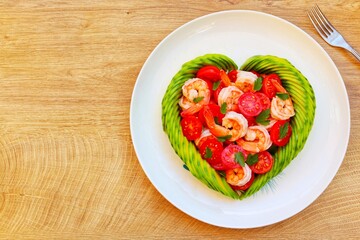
[
  {"xmin": 253, "ymin": 76, "xmax": 263, "ymax": 91},
  {"xmin": 256, "ymin": 109, "xmax": 270, "ymax": 126},
  {"xmin": 212, "ymin": 81, "xmax": 221, "ymax": 91},
  {"xmin": 193, "ymin": 96, "xmax": 204, "ymax": 103},
  {"xmin": 204, "ymin": 147, "xmax": 213, "ymax": 159},
  {"xmin": 217, "ymin": 135, "xmax": 232, "ymax": 142},
  {"xmin": 279, "ymin": 122, "xmax": 290, "ymax": 139},
  {"xmin": 276, "ymin": 92, "xmax": 289, "ymax": 100},
  {"xmin": 246, "ymin": 153, "xmax": 259, "ymax": 166},
  {"xmin": 235, "ymin": 152, "xmax": 245, "ymax": 167},
  {"xmin": 220, "ymin": 102, "xmax": 227, "ymax": 114}
]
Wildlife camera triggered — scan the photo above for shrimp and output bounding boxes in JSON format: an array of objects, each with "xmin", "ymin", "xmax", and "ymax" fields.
[
  {"xmin": 225, "ymin": 164, "xmax": 252, "ymax": 187},
  {"xmin": 270, "ymin": 79, "xmax": 295, "ymax": 120},
  {"xmin": 203, "ymin": 106, "xmax": 248, "ymax": 142},
  {"xmin": 217, "ymin": 86, "xmax": 243, "ymax": 112},
  {"xmin": 179, "ymin": 78, "xmax": 210, "ymax": 117},
  {"xmin": 220, "ymin": 69, "xmax": 257, "ymax": 93},
  {"xmin": 236, "ymin": 125, "xmax": 272, "ymax": 153},
  {"xmin": 234, "ymin": 70, "xmax": 258, "ymax": 93}
]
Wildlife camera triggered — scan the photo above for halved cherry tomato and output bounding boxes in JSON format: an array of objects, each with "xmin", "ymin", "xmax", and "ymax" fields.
[
  {"xmin": 270, "ymin": 120, "xmax": 292, "ymax": 146},
  {"xmin": 198, "ymin": 103, "xmax": 224, "ymax": 126},
  {"xmin": 199, "ymin": 138, "xmax": 225, "ymax": 170},
  {"xmin": 228, "ymin": 70, "xmax": 238, "ymax": 82},
  {"xmin": 196, "ymin": 65, "xmax": 221, "ymax": 82},
  {"xmin": 261, "ymin": 73, "xmax": 282, "ymax": 99},
  {"xmin": 221, "ymin": 144, "xmax": 248, "ymax": 170},
  {"xmin": 249, "ymin": 151, "xmax": 274, "ymax": 174},
  {"xmin": 231, "ymin": 172, "xmax": 255, "ymax": 191},
  {"xmin": 238, "ymin": 92, "xmax": 262, "ymax": 117},
  {"xmin": 255, "ymin": 92, "xmax": 271, "ymax": 110},
  {"xmin": 180, "ymin": 115, "xmax": 203, "ymax": 141}
]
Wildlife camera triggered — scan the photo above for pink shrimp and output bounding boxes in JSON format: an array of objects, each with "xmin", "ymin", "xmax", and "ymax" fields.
[
  {"xmin": 270, "ymin": 80, "xmax": 295, "ymax": 120},
  {"xmin": 220, "ymin": 69, "xmax": 257, "ymax": 92},
  {"xmin": 179, "ymin": 78, "xmax": 210, "ymax": 117},
  {"xmin": 236, "ymin": 125, "xmax": 272, "ymax": 153},
  {"xmin": 203, "ymin": 106, "xmax": 248, "ymax": 142},
  {"xmin": 217, "ymin": 86, "xmax": 243, "ymax": 112}
]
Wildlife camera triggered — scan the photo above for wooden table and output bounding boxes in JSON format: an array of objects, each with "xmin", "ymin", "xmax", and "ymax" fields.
[{"xmin": 0, "ymin": 0, "xmax": 359, "ymax": 238}]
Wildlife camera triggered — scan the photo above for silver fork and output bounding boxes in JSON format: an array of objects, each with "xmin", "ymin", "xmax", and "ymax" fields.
[{"xmin": 308, "ymin": 4, "xmax": 360, "ymax": 62}]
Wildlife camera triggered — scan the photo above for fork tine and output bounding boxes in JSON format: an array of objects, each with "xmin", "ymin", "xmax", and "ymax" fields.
[
  {"xmin": 314, "ymin": 4, "xmax": 336, "ymax": 34},
  {"xmin": 308, "ymin": 7, "xmax": 328, "ymax": 39}
]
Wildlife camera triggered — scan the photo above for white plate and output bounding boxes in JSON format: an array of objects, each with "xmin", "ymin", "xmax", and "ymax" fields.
[{"xmin": 130, "ymin": 10, "xmax": 350, "ymax": 228}]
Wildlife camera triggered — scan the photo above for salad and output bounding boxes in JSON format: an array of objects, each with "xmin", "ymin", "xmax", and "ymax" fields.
[
  {"xmin": 179, "ymin": 66, "xmax": 294, "ymax": 191},
  {"xmin": 162, "ymin": 54, "xmax": 315, "ymax": 199}
]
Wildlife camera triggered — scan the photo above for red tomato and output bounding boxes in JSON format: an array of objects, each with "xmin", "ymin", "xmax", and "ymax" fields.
[
  {"xmin": 244, "ymin": 115, "xmax": 256, "ymax": 126},
  {"xmin": 199, "ymin": 138, "xmax": 225, "ymax": 170},
  {"xmin": 196, "ymin": 65, "xmax": 221, "ymax": 82},
  {"xmin": 270, "ymin": 120, "xmax": 292, "ymax": 146},
  {"xmin": 255, "ymin": 92, "xmax": 271, "ymax": 110},
  {"xmin": 238, "ymin": 92, "xmax": 262, "ymax": 117},
  {"xmin": 221, "ymin": 144, "xmax": 248, "ymax": 170},
  {"xmin": 231, "ymin": 172, "xmax": 255, "ymax": 191},
  {"xmin": 180, "ymin": 115, "xmax": 203, "ymax": 141},
  {"xmin": 196, "ymin": 134, "xmax": 217, "ymax": 149},
  {"xmin": 198, "ymin": 103, "xmax": 224, "ymax": 126},
  {"xmin": 249, "ymin": 151, "xmax": 274, "ymax": 174},
  {"xmin": 261, "ymin": 74, "xmax": 282, "ymax": 99},
  {"xmin": 228, "ymin": 70, "xmax": 238, "ymax": 82}
]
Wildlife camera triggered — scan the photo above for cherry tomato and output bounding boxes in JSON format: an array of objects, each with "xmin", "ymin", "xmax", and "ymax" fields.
[
  {"xmin": 196, "ymin": 134, "xmax": 217, "ymax": 149},
  {"xmin": 231, "ymin": 172, "xmax": 255, "ymax": 191},
  {"xmin": 249, "ymin": 151, "xmax": 274, "ymax": 174},
  {"xmin": 180, "ymin": 115, "xmax": 203, "ymax": 141},
  {"xmin": 255, "ymin": 92, "xmax": 271, "ymax": 110},
  {"xmin": 221, "ymin": 144, "xmax": 248, "ymax": 170},
  {"xmin": 238, "ymin": 92, "xmax": 262, "ymax": 117},
  {"xmin": 228, "ymin": 70, "xmax": 238, "ymax": 82},
  {"xmin": 199, "ymin": 138, "xmax": 225, "ymax": 170},
  {"xmin": 196, "ymin": 65, "xmax": 221, "ymax": 82},
  {"xmin": 198, "ymin": 103, "xmax": 224, "ymax": 126},
  {"xmin": 261, "ymin": 73, "xmax": 282, "ymax": 99},
  {"xmin": 270, "ymin": 120, "xmax": 292, "ymax": 146},
  {"xmin": 244, "ymin": 115, "xmax": 256, "ymax": 126}
]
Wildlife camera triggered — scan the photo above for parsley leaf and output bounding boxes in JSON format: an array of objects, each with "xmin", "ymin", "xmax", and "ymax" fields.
[
  {"xmin": 193, "ymin": 96, "xmax": 204, "ymax": 103},
  {"xmin": 217, "ymin": 135, "xmax": 232, "ymax": 142},
  {"xmin": 276, "ymin": 92, "xmax": 289, "ymax": 100},
  {"xmin": 220, "ymin": 102, "xmax": 227, "ymax": 114},
  {"xmin": 204, "ymin": 147, "xmax": 213, "ymax": 159},
  {"xmin": 246, "ymin": 153, "xmax": 259, "ymax": 166},
  {"xmin": 214, "ymin": 116, "xmax": 220, "ymax": 125},
  {"xmin": 279, "ymin": 122, "xmax": 289, "ymax": 139},
  {"xmin": 235, "ymin": 152, "xmax": 245, "ymax": 167},
  {"xmin": 253, "ymin": 77, "xmax": 263, "ymax": 91},
  {"xmin": 255, "ymin": 109, "xmax": 270, "ymax": 126},
  {"xmin": 212, "ymin": 81, "xmax": 221, "ymax": 91}
]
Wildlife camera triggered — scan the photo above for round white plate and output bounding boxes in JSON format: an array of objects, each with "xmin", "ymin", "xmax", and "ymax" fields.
[{"xmin": 130, "ymin": 10, "xmax": 350, "ymax": 228}]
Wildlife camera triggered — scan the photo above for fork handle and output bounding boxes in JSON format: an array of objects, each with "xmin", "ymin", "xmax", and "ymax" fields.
[
  {"xmin": 343, "ymin": 44, "xmax": 360, "ymax": 62},
  {"xmin": 348, "ymin": 47, "xmax": 360, "ymax": 62}
]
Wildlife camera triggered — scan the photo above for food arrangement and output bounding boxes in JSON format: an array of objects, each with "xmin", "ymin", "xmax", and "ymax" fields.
[{"xmin": 162, "ymin": 54, "xmax": 315, "ymax": 199}]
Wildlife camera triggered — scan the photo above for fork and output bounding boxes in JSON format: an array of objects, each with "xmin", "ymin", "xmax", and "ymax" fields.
[{"xmin": 308, "ymin": 4, "xmax": 360, "ymax": 62}]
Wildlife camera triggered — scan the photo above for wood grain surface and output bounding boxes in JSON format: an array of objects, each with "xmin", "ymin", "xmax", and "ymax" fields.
[{"xmin": 0, "ymin": 0, "xmax": 359, "ymax": 239}]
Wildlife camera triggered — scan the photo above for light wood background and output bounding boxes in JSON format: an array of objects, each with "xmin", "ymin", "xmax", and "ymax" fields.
[{"xmin": 0, "ymin": 0, "xmax": 359, "ymax": 239}]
